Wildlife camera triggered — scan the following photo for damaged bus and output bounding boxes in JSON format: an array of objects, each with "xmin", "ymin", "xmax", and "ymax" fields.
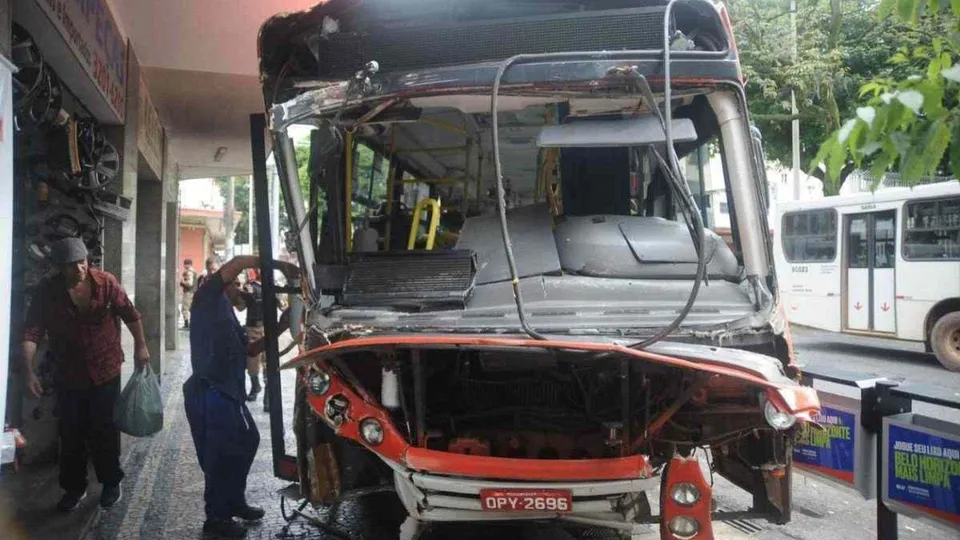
[{"xmin": 252, "ymin": 1, "xmax": 821, "ymax": 539}]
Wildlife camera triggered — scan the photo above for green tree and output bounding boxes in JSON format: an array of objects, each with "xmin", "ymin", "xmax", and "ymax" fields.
[
  {"xmin": 276, "ymin": 143, "xmax": 315, "ymax": 242},
  {"xmin": 216, "ymin": 176, "xmax": 256, "ymax": 248},
  {"xmin": 815, "ymin": 2, "xmax": 958, "ymax": 189},
  {"xmin": 730, "ymin": 0, "xmax": 915, "ymax": 193}
]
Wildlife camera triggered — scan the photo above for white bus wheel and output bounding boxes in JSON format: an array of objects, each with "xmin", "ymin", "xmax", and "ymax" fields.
[{"xmin": 931, "ymin": 312, "xmax": 960, "ymax": 371}]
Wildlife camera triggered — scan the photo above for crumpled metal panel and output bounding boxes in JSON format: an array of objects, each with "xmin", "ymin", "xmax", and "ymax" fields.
[{"xmin": 456, "ymin": 203, "xmax": 562, "ymax": 285}]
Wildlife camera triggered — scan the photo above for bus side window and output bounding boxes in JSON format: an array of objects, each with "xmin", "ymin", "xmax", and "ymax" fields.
[
  {"xmin": 781, "ymin": 209, "xmax": 838, "ymax": 263},
  {"xmin": 904, "ymin": 196, "xmax": 960, "ymax": 260}
]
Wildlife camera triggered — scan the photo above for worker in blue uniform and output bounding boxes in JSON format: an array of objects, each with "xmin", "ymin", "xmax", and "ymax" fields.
[{"xmin": 183, "ymin": 255, "xmax": 298, "ymax": 537}]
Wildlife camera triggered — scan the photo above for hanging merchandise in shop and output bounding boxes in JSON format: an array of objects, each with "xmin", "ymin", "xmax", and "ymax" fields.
[
  {"xmin": 10, "ymin": 24, "xmax": 129, "ymax": 464},
  {"xmin": 12, "ymin": 24, "xmax": 125, "ymax": 276}
]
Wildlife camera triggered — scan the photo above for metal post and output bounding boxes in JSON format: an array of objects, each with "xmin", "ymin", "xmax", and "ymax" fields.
[
  {"xmin": 250, "ymin": 113, "xmax": 295, "ymax": 480},
  {"xmin": 696, "ymin": 145, "xmax": 708, "ymax": 226},
  {"xmin": 248, "ymin": 175, "xmax": 254, "ymax": 251},
  {"xmin": 874, "ymin": 381, "xmax": 902, "ymax": 540},
  {"xmin": 224, "ymin": 176, "xmax": 235, "ymax": 258},
  {"xmin": 790, "ymin": 0, "xmax": 801, "ymax": 201}
]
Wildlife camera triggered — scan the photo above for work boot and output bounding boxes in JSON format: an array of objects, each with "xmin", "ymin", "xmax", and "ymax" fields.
[
  {"xmin": 247, "ymin": 374, "xmax": 261, "ymax": 402},
  {"xmin": 203, "ymin": 518, "xmax": 246, "ymax": 538},
  {"xmin": 231, "ymin": 504, "xmax": 265, "ymax": 521},
  {"xmin": 57, "ymin": 490, "xmax": 87, "ymax": 512}
]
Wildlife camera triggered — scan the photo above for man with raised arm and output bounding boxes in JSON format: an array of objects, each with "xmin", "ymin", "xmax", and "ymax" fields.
[{"xmin": 183, "ymin": 255, "xmax": 298, "ymax": 538}]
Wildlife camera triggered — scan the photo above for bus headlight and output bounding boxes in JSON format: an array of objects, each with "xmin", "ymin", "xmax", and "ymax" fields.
[
  {"xmin": 669, "ymin": 482, "xmax": 701, "ymax": 506},
  {"xmin": 763, "ymin": 395, "xmax": 797, "ymax": 430},
  {"xmin": 360, "ymin": 418, "xmax": 384, "ymax": 446},
  {"xmin": 307, "ymin": 370, "xmax": 331, "ymax": 396},
  {"xmin": 667, "ymin": 516, "xmax": 700, "ymax": 539}
]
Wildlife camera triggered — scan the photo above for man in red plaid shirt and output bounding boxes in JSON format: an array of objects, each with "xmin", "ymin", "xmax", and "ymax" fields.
[{"xmin": 20, "ymin": 237, "xmax": 150, "ymax": 512}]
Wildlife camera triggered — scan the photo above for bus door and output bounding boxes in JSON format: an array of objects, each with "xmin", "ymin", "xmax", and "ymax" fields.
[{"xmin": 844, "ymin": 210, "xmax": 897, "ymax": 333}]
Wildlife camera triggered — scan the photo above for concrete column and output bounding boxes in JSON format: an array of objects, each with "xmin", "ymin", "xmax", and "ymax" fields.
[
  {"xmin": 118, "ymin": 45, "xmax": 140, "ymax": 297},
  {"xmin": 135, "ymin": 171, "xmax": 164, "ymax": 376},
  {"xmin": 164, "ymin": 158, "xmax": 180, "ymax": 351},
  {"xmin": 102, "ymin": 43, "xmax": 140, "ymax": 296},
  {"xmin": 0, "ymin": 0, "xmax": 11, "ymax": 57}
]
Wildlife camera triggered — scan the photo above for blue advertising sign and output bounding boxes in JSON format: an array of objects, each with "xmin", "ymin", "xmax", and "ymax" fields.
[
  {"xmin": 886, "ymin": 423, "xmax": 960, "ymax": 526},
  {"xmin": 794, "ymin": 406, "xmax": 857, "ymax": 484}
]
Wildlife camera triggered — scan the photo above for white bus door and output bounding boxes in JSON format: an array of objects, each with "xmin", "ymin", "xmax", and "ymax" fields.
[{"xmin": 845, "ymin": 211, "xmax": 897, "ymax": 333}]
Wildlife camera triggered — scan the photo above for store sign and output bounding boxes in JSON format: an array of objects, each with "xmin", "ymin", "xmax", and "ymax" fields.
[
  {"xmin": 794, "ymin": 393, "xmax": 876, "ymax": 498},
  {"xmin": 34, "ymin": 0, "xmax": 127, "ymax": 121},
  {"xmin": 883, "ymin": 414, "xmax": 960, "ymax": 529},
  {"xmin": 138, "ymin": 76, "xmax": 163, "ymax": 178}
]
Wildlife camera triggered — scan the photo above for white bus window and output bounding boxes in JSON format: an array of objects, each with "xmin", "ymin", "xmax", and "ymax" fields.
[
  {"xmin": 904, "ymin": 197, "xmax": 960, "ymax": 260},
  {"xmin": 781, "ymin": 209, "xmax": 838, "ymax": 263}
]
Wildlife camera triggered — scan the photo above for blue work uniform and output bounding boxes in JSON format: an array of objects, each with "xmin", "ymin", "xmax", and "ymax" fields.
[{"xmin": 183, "ymin": 271, "xmax": 260, "ymax": 521}]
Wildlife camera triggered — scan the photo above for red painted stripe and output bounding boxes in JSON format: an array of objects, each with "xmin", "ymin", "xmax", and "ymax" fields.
[
  {"xmin": 796, "ymin": 462, "xmax": 855, "ymax": 485},
  {"xmin": 404, "ymin": 447, "xmax": 652, "ymax": 481},
  {"xmin": 899, "ymin": 500, "xmax": 960, "ymax": 525}
]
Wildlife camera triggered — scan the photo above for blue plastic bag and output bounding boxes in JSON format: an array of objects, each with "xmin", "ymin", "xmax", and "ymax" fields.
[{"xmin": 114, "ymin": 365, "xmax": 163, "ymax": 437}]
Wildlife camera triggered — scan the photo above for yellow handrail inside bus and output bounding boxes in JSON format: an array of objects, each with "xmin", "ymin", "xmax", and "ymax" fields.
[{"xmin": 407, "ymin": 198, "xmax": 441, "ymax": 250}]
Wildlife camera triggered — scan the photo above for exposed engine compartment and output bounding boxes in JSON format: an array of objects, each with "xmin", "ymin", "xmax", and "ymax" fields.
[{"xmin": 315, "ymin": 346, "xmax": 779, "ymax": 466}]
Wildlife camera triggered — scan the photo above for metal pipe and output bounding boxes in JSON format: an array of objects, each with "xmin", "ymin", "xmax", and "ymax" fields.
[
  {"xmin": 708, "ymin": 91, "xmax": 769, "ymax": 278},
  {"xmin": 396, "ymin": 145, "xmax": 469, "ymax": 155},
  {"xmin": 412, "ymin": 350, "xmax": 426, "ymax": 447},
  {"xmin": 276, "ymin": 130, "xmax": 318, "ymax": 294},
  {"xmin": 345, "ymin": 131, "xmax": 354, "ymax": 251},
  {"xmin": 407, "ymin": 198, "xmax": 441, "ymax": 250},
  {"xmin": 386, "ymin": 126, "xmax": 397, "ymax": 248},
  {"xmin": 402, "ymin": 177, "xmax": 467, "ymax": 185},
  {"xmin": 620, "ymin": 358, "xmax": 631, "ymax": 457},
  {"xmin": 250, "ymin": 113, "xmax": 293, "ymax": 480},
  {"xmin": 463, "ymin": 142, "xmax": 473, "ymax": 213}
]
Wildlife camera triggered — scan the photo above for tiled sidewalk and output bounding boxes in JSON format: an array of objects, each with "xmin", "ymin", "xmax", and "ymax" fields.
[{"xmin": 1, "ymin": 334, "xmax": 405, "ymax": 540}]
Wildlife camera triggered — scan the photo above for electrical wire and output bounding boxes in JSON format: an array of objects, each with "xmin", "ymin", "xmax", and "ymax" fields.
[
  {"xmin": 491, "ymin": 55, "xmax": 549, "ymax": 341},
  {"xmin": 488, "ymin": 8, "xmax": 707, "ymax": 345}
]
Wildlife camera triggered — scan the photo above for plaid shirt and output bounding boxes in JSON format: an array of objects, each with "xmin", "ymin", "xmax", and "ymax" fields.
[{"xmin": 23, "ymin": 268, "xmax": 141, "ymax": 388}]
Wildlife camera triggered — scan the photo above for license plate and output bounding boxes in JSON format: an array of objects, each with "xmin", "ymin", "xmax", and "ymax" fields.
[{"xmin": 479, "ymin": 488, "xmax": 573, "ymax": 513}]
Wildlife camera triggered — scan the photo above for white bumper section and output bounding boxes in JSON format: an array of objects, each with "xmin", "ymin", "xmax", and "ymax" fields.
[{"xmin": 385, "ymin": 458, "xmax": 660, "ymax": 538}]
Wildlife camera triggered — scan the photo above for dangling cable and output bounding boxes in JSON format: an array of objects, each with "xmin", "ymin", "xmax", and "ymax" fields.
[
  {"xmin": 621, "ymin": 69, "xmax": 708, "ymax": 350},
  {"xmin": 491, "ymin": 55, "xmax": 547, "ymax": 341}
]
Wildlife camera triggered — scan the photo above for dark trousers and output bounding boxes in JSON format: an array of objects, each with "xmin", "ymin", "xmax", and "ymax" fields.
[
  {"xmin": 183, "ymin": 375, "xmax": 260, "ymax": 520},
  {"xmin": 57, "ymin": 376, "xmax": 124, "ymax": 493}
]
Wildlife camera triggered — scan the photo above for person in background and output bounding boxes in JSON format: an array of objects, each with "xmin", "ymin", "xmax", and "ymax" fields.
[
  {"xmin": 180, "ymin": 259, "xmax": 198, "ymax": 329},
  {"xmin": 183, "ymin": 255, "xmax": 298, "ymax": 538},
  {"xmin": 195, "ymin": 257, "xmax": 219, "ymax": 292},
  {"xmin": 240, "ymin": 269, "xmax": 264, "ymax": 403},
  {"xmin": 20, "ymin": 237, "xmax": 150, "ymax": 512}
]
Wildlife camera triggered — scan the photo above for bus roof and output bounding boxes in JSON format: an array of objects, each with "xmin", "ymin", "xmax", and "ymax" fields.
[{"xmin": 777, "ymin": 180, "xmax": 960, "ymax": 215}]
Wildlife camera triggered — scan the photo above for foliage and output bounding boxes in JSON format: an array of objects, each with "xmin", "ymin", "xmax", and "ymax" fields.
[
  {"xmin": 814, "ymin": 0, "xmax": 959, "ymax": 190},
  {"xmin": 215, "ymin": 176, "xmax": 255, "ymax": 248},
  {"xmin": 275, "ymin": 143, "xmax": 315, "ymax": 242},
  {"xmin": 729, "ymin": 0, "xmax": 918, "ymax": 193},
  {"xmin": 275, "ymin": 137, "xmax": 388, "ymax": 245}
]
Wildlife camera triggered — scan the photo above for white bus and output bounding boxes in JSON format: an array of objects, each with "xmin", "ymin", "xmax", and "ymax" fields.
[{"xmin": 774, "ymin": 180, "xmax": 960, "ymax": 370}]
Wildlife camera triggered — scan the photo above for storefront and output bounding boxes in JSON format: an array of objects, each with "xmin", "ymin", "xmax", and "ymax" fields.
[{"xmin": 2, "ymin": 0, "xmax": 169, "ymax": 466}]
